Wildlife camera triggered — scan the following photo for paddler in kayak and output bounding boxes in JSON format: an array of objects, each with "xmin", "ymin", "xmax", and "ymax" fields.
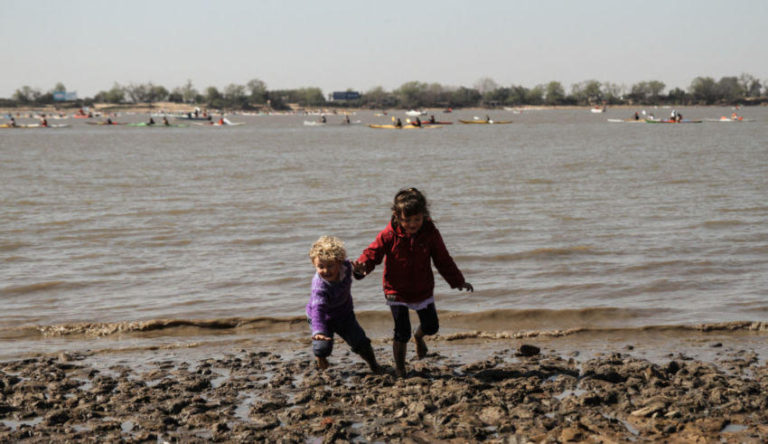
[
  {"xmin": 148, "ymin": 117, "xmax": 156, "ymax": 126},
  {"xmin": 40, "ymin": 115, "xmax": 48, "ymax": 127},
  {"xmin": 429, "ymin": 115, "xmax": 436, "ymax": 124},
  {"xmin": 413, "ymin": 117, "xmax": 422, "ymax": 127},
  {"xmin": 395, "ymin": 118, "xmax": 403, "ymax": 128},
  {"xmin": 163, "ymin": 117, "xmax": 170, "ymax": 126}
]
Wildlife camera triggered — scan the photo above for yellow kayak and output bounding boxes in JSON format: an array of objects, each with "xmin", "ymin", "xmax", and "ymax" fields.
[{"xmin": 368, "ymin": 124, "xmax": 440, "ymax": 129}]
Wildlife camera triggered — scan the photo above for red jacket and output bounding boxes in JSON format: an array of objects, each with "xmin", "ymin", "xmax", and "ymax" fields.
[{"xmin": 357, "ymin": 219, "xmax": 466, "ymax": 303}]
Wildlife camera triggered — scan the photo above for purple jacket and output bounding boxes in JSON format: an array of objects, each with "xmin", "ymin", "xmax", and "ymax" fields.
[{"xmin": 306, "ymin": 260, "xmax": 355, "ymax": 336}]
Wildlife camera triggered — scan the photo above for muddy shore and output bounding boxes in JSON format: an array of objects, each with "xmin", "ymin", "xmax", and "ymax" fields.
[{"xmin": 1, "ymin": 337, "xmax": 766, "ymax": 443}]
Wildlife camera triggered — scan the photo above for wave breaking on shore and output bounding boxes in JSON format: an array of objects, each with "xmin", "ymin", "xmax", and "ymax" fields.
[{"xmin": 2, "ymin": 307, "xmax": 765, "ymax": 341}]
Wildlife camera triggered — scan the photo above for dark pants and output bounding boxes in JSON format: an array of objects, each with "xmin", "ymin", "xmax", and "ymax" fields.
[
  {"xmin": 309, "ymin": 313, "xmax": 371, "ymax": 358},
  {"xmin": 390, "ymin": 302, "xmax": 439, "ymax": 343}
]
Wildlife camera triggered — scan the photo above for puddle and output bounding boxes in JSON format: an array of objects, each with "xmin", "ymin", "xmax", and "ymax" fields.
[
  {"xmin": 234, "ymin": 392, "xmax": 259, "ymax": 421},
  {"xmin": 210, "ymin": 368, "xmax": 231, "ymax": 388},
  {"xmin": 1, "ymin": 416, "xmax": 43, "ymax": 430},
  {"xmin": 121, "ymin": 420, "xmax": 135, "ymax": 433},
  {"xmin": 721, "ymin": 423, "xmax": 748, "ymax": 433},
  {"xmin": 554, "ymin": 388, "xmax": 586, "ymax": 400},
  {"xmin": 602, "ymin": 413, "xmax": 639, "ymax": 437}
]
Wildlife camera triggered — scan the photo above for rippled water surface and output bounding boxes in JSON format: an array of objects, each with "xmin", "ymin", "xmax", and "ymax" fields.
[{"xmin": 2, "ymin": 107, "xmax": 767, "ymax": 357}]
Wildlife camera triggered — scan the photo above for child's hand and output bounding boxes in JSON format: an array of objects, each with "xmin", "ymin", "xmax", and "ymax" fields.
[
  {"xmin": 458, "ymin": 282, "xmax": 474, "ymax": 292},
  {"xmin": 351, "ymin": 260, "xmax": 367, "ymax": 277},
  {"xmin": 312, "ymin": 334, "xmax": 332, "ymax": 341}
]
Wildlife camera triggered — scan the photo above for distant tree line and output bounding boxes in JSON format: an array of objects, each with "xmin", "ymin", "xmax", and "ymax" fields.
[{"xmin": 2, "ymin": 74, "xmax": 766, "ymax": 110}]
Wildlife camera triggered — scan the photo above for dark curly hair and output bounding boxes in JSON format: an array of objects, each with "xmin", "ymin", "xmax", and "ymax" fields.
[{"xmin": 391, "ymin": 187, "xmax": 430, "ymax": 221}]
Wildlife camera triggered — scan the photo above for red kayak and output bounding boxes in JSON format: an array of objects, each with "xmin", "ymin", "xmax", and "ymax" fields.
[{"xmin": 421, "ymin": 121, "xmax": 453, "ymax": 125}]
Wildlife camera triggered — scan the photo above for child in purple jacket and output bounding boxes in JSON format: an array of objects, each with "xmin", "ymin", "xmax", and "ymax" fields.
[{"xmin": 306, "ymin": 236, "xmax": 380, "ymax": 373}]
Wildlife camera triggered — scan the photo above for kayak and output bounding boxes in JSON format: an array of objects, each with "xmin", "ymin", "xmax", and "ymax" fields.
[
  {"xmin": 86, "ymin": 121, "xmax": 125, "ymax": 125},
  {"xmin": 704, "ymin": 117, "xmax": 753, "ymax": 122},
  {"xmin": 421, "ymin": 121, "xmax": 453, "ymax": 125},
  {"xmin": 1, "ymin": 123, "xmax": 70, "ymax": 128},
  {"xmin": 645, "ymin": 119, "xmax": 702, "ymax": 124},
  {"xmin": 607, "ymin": 118, "xmax": 645, "ymax": 123},
  {"xmin": 193, "ymin": 121, "xmax": 245, "ymax": 126},
  {"xmin": 126, "ymin": 122, "xmax": 189, "ymax": 127},
  {"xmin": 368, "ymin": 124, "xmax": 440, "ymax": 130},
  {"xmin": 459, "ymin": 119, "xmax": 513, "ymax": 124},
  {"xmin": 174, "ymin": 115, "xmax": 214, "ymax": 121}
]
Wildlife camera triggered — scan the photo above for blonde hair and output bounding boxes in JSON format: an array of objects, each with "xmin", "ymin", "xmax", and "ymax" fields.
[{"xmin": 309, "ymin": 236, "xmax": 347, "ymax": 263}]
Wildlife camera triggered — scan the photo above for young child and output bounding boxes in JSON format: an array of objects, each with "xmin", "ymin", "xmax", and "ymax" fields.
[
  {"xmin": 353, "ymin": 188, "xmax": 473, "ymax": 378},
  {"xmin": 306, "ymin": 236, "xmax": 381, "ymax": 373}
]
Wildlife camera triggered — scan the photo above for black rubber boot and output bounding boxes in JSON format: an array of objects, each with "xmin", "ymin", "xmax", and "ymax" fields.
[
  {"xmin": 356, "ymin": 342, "xmax": 382, "ymax": 374},
  {"xmin": 392, "ymin": 341, "xmax": 408, "ymax": 378}
]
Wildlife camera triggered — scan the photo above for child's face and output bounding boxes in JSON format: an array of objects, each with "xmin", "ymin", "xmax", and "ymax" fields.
[
  {"xmin": 313, "ymin": 257, "xmax": 342, "ymax": 282},
  {"xmin": 397, "ymin": 212, "xmax": 424, "ymax": 235}
]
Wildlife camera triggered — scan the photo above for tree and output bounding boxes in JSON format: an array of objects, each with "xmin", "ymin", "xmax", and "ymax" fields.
[
  {"xmin": 362, "ymin": 86, "xmax": 396, "ymax": 108},
  {"xmin": 688, "ymin": 77, "xmax": 718, "ymax": 104},
  {"xmin": 571, "ymin": 80, "xmax": 603, "ymax": 105},
  {"xmin": 525, "ymin": 85, "xmax": 544, "ymax": 105},
  {"xmin": 716, "ymin": 76, "xmax": 744, "ymax": 103},
  {"xmin": 12, "ymin": 86, "xmax": 41, "ymax": 103},
  {"xmin": 483, "ymin": 87, "xmax": 508, "ymax": 106},
  {"xmin": 448, "ymin": 87, "xmax": 481, "ymax": 108},
  {"xmin": 602, "ymin": 82, "xmax": 625, "ymax": 105},
  {"xmin": 246, "ymin": 79, "xmax": 268, "ymax": 104},
  {"xmin": 177, "ymin": 80, "xmax": 198, "ymax": 103},
  {"xmin": 297, "ymin": 87, "xmax": 326, "ymax": 106},
  {"xmin": 738, "ymin": 73, "xmax": 761, "ymax": 97},
  {"xmin": 147, "ymin": 84, "xmax": 169, "ymax": 104},
  {"xmin": 629, "ymin": 81, "xmax": 650, "ymax": 103},
  {"xmin": 204, "ymin": 86, "xmax": 223, "ymax": 107},
  {"xmin": 395, "ymin": 81, "xmax": 429, "ymax": 108},
  {"xmin": 224, "ymin": 83, "xmax": 248, "ymax": 108},
  {"xmin": 125, "ymin": 83, "xmax": 149, "ymax": 103},
  {"xmin": 647, "ymin": 81, "xmax": 665, "ymax": 101},
  {"xmin": 544, "ymin": 81, "xmax": 565, "ymax": 105},
  {"xmin": 51, "ymin": 82, "xmax": 67, "ymax": 93},
  {"xmin": 666, "ymin": 87, "xmax": 687, "ymax": 105},
  {"xmin": 105, "ymin": 83, "xmax": 125, "ymax": 103},
  {"xmin": 505, "ymin": 85, "xmax": 528, "ymax": 105},
  {"xmin": 474, "ymin": 77, "xmax": 499, "ymax": 95}
]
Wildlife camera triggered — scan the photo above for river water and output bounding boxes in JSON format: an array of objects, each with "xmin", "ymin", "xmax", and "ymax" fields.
[{"xmin": 1, "ymin": 107, "xmax": 767, "ymax": 360}]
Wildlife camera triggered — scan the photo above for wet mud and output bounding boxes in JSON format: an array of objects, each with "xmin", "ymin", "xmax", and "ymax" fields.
[{"xmin": 1, "ymin": 341, "xmax": 767, "ymax": 443}]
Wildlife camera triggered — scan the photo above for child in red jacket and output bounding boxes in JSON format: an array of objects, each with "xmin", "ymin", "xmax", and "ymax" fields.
[{"xmin": 353, "ymin": 188, "xmax": 473, "ymax": 377}]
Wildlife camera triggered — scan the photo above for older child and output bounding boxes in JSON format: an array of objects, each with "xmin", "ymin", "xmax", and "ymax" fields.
[
  {"xmin": 307, "ymin": 236, "xmax": 380, "ymax": 373},
  {"xmin": 353, "ymin": 188, "xmax": 473, "ymax": 378}
]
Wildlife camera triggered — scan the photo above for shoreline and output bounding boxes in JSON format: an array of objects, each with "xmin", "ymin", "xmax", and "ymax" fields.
[
  {"xmin": 1, "ymin": 332, "xmax": 766, "ymax": 442},
  {"xmin": 1, "ymin": 102, "xmax": 759, "ymax": 117}
]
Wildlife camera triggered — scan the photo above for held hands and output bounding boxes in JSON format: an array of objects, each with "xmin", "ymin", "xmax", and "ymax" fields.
[
  {"xmin": 351, "ymin": 260, "xmax": 367, "ymax": 277},
  {"xmin": 312, "ymin": 334, "xmax": 331, "ymax": 341},
  {"xmin": 458, "ymin": 282, "xmax": 474, "ymax": 292}
]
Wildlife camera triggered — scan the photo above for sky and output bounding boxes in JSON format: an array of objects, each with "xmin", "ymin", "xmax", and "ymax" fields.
[{"xmin": 2, "ymin": 0, "xmax": 767, "ymax": 99}]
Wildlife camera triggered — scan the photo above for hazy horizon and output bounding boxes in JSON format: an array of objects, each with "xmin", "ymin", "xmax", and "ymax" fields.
[{"xmin": 3, "ymin": 0, "xmax": 767, "ymax": 99}]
